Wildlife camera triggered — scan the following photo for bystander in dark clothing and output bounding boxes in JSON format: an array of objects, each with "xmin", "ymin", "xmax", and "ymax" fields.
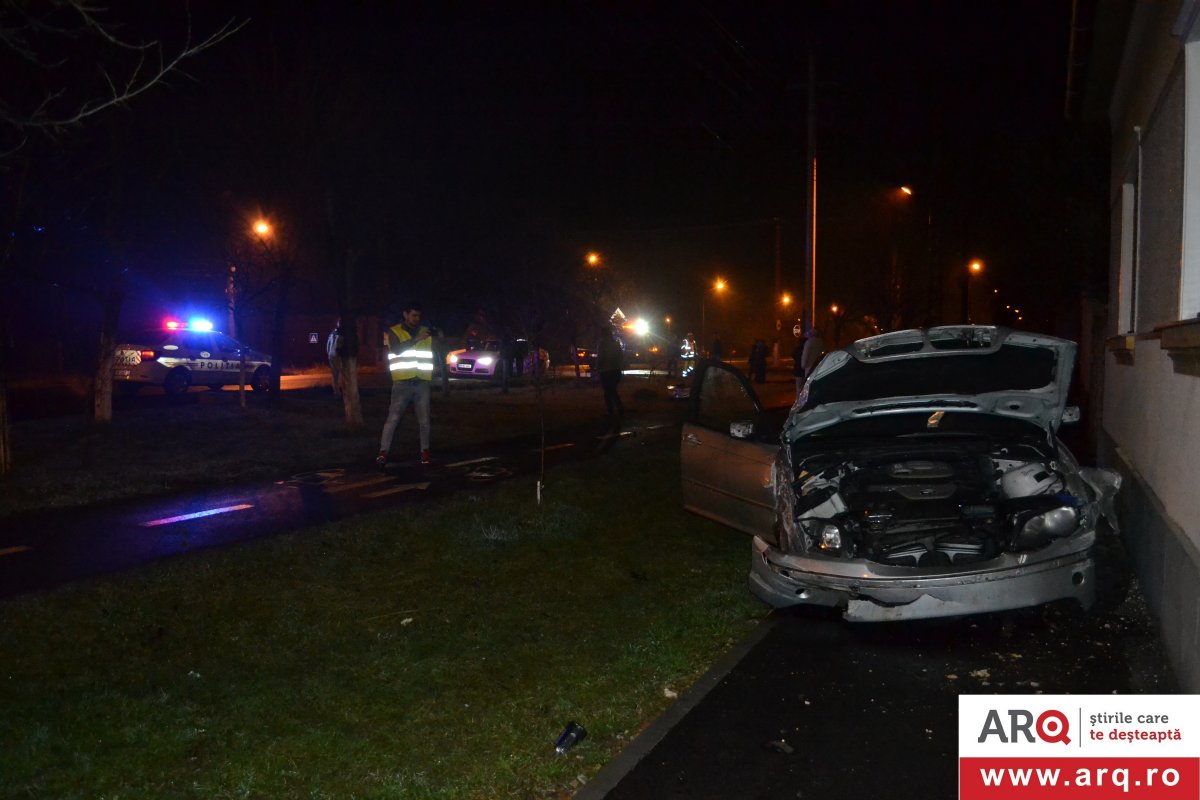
[
  {"xmin": 749, "ymin": 338, "xmax": 768, "ymax": 384},
  {"xmin": 710, "ymin": 335, "xmax": 724, "ymax": 361},
  {"xmin": 327, "ymin": 320, "xmax": 344, "ymax": 397},
  {"xmin": 597, "ymin": 328, "xmax": 625, "ymax": 415}
]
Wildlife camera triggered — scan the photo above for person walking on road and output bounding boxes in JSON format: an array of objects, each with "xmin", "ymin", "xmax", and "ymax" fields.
[
  {"xmin": 326, "ymin": 319, "xmax": 344, "ymax": 397},
  {"xmin": 597, "ymin": 326, "xmax": 625, "ymax": 416},
  {"xmin": 749, "ymin": 338, "xmax": 768, "ymax": 384},
  {"xmin": 377, "ymin": 302, "xmax": 436, "ymax": 466}
]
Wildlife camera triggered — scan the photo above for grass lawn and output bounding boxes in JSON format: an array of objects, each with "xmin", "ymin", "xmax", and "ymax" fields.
[{"xmin": 0, "ymin": 434, "xmax": 768, "ymax": 798}]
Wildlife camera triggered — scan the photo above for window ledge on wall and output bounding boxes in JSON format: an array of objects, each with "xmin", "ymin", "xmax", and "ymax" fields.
[
  {"xmin": 1106, "ymin": 333, "xmax": 1136, "ymax": 351},
  {"xmin": 1156, "ymin": 318, "xmax": 1200, "ymax": 351}
]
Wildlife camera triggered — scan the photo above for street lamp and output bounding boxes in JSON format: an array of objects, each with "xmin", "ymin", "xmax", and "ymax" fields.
[
  {"xmin": 586, "ymin": 251, "xmax": 601, "ymax": 267},
  {"xmin": 253, "ymin": 219, "xmax": 272, "ymax": 238}
]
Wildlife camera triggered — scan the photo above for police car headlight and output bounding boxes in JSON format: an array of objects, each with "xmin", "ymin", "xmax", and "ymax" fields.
[{"xmin": 478, "ymin": 356, "xmax": 494, "ymax": 366}]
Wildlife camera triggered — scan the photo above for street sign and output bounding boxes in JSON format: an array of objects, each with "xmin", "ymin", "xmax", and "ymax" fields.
[{"xmin": 308, "ymin": 332, "xmax": 319, "ymax": 344}]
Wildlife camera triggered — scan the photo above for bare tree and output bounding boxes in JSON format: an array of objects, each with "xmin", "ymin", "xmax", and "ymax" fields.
[{"xmin": 0, "ymin": 2, "xmax": 244, "ymax": 478}]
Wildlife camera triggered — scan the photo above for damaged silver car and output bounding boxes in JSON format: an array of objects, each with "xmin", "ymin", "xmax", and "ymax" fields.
[{"xmin": 681, "ymin": 326, "xmax": 1124, "ymax": 622}]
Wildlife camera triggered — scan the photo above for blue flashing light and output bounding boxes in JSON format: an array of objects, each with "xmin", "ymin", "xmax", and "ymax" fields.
[{"xmin": 189, "ymin": 318, "xmax": 214, "ymax": 332}]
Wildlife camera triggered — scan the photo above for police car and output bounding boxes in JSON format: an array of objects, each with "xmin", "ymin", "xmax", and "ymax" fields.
[{"xmin": 112, "ymin": 319, "xmax": 274, "ymax": 397}]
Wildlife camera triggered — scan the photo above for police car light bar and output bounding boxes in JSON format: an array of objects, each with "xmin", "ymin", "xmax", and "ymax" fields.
[{"xmin": 163, "ymin": 317, "xmax": 215, "ymax": 332}]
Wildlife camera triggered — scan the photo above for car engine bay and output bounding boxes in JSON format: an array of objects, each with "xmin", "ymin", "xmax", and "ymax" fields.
[{"xmin": 785, "ymin": 441, "xmax": 1094, "ymax": 567}]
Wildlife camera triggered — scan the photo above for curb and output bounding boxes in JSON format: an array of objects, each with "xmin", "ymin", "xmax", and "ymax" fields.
[{"xmin": 573, "ymin": 616, "xmax": 778, "ymax": 799}]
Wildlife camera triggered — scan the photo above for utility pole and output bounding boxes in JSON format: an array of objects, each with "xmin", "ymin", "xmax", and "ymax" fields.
[{"xmin": 804, "ymin": 48, "xmax": 818, "ymax": 334}]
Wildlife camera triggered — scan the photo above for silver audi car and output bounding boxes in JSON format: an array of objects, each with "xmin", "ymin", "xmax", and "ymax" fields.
[{"xmin": 681, "ymin": 326, "xmax": 1125, "ymax": 622}]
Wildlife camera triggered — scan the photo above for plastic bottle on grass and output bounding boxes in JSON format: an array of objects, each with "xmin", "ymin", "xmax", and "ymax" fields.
[{"xmin": 554, "ymin": 721, "xmax": 587, "ymax": 755}]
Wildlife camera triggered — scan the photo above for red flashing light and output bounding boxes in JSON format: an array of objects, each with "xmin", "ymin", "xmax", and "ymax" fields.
[
  {"xmin": 165, "ymin": 319, "xmax": 181, "ymax": 330},
  {"xmin": 139, "ymin": 349, "xmax": 156, "ymax": 359}
]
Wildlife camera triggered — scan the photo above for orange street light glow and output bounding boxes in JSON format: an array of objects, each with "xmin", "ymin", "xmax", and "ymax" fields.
[
  {"xmin": 253, "ymin": 220, "xmax": 271, "ymax": 237},
  {"xmin": 714, "ymin": 278, "xmax": 727, "ymax": 291},
  {"xmin": 900, "ymin": 186, "xmax": 913, "ymax": 195},
  {"xmin": 969, "ymin": 260, "xmax": 983, "ymax": 274},
  {"xmin": 830, "ymin": 303, "xmax": 839, "ymax": 314},
  {"xmin": 781, "ymin": 293, "xmax": 792, "ymax": 306},
  {"xmin": 586, "ymin": 251, "xmax": 601, "ymax": 266}
]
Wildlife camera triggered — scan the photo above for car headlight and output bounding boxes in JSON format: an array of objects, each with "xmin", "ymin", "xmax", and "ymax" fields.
[
  {"xmin": 818, "ymin": 523, "xmax": 843, "ymax": 551},
  {"xmin": 800, "ymin": 518, "xmax": 848, "ymax": 556},
  {"xmin": 449, "ymin": 354, "xmax": 459, "ymax": 364},
  {"xmin": 1009, "ymin": 501, "xmax": 1079, "ymax": 549},
  {"xmin": 478, "ymin": 356, "xmax": 494, "ymax": 366}
]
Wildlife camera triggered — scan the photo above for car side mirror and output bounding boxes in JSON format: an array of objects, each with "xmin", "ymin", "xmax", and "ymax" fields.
[
  {"xmin": 730, "ymin": 420, "xmax": 756, "ymax": 440},
  {"xmin": 1061, "ymin": 406, "xmax": 1081, "ymax": 425}
]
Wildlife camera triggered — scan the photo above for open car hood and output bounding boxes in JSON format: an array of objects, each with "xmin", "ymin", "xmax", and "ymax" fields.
[{"xmin": 784, "ymin": 326, "xmax": 1076, "ymax": 442}]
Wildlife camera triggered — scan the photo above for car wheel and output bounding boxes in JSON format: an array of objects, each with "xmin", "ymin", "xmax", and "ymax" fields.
[
  {"xmin": 163, "ymin": 368, "xmax": 191, "ymax": 398},
  {"xmin": 251, "ymin": 366, "xmax": 273, "ymax": 393}
]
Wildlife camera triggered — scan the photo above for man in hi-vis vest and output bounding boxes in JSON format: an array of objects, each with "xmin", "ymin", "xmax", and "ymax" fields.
[{"xmin": 377, "ymin": 301, "xmax": 435, "ymax": 466}]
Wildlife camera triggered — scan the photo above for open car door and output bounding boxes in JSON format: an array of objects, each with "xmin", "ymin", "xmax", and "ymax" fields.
[{"xmin": 680, "ymin": 360, "xmax": 779, "ymax": 539}]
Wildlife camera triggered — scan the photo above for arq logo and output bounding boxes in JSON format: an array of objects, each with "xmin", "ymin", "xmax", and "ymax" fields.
[{"xmin": 977, "ymin": 708, "xmax": 1071, "ymax": 745}]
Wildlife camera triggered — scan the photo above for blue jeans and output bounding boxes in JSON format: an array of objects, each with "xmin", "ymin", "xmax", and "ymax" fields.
[{"xmin": 379, "ymin": 378, "xmax": 431, "ymax": 452}]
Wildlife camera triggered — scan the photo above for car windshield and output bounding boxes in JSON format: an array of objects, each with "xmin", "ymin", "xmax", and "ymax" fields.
[{"xmin": 800, "ymin": 343, "xmax": 1057, "ymax": 411}]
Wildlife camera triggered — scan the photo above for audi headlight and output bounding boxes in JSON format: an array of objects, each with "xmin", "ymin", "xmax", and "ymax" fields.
[{"xmin": 478, "ymin": 356, "xmax": 494, "ymax": 366}]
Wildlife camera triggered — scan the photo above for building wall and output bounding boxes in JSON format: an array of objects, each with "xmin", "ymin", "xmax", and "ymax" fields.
[{"xmin": 1103, "ymin": 0, "xmax": 1200, "ymax": 691}]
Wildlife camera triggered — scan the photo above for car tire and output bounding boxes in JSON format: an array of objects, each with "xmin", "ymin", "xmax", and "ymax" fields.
[
  {"xmin": 251, "ymin": 366, "xmax": 273, "ymax": 393},
  {"xmin": 163, "ymin": 368, "xmax": 191, "ymax": 398}
]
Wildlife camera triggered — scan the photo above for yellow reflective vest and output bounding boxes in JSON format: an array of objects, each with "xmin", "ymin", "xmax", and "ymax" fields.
[{"xmin": 387, "ymin": 323, "xmax": 434, "ymax": 381}]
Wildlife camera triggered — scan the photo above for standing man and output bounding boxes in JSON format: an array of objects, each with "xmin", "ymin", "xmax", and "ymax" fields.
[
  {"xmin": 326, "ymin": 319, "xmax": 344, "ymax": 397},
  {"xmin": 377, "ymin": 302, "xmax": 435, "ymax": 466},
  {"xmin": 597, "ymin": 326, "xmax": 625, "ymax": 416}
]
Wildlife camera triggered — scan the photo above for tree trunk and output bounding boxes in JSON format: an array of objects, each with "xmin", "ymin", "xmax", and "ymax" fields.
[
  {"xmin": 91, "ymin": 286, "xmax": 123, "ymax": 424},
  {"xmin": 268, "ymin": 267, "xmax": 292, "ymax": 405},
  {"xmin": 340, "ymin": 355, "xmax": 363, "ymax": 432},
  {"xmin": 0, "ymin": 340, "xmax": 10, "ymax": 480}
]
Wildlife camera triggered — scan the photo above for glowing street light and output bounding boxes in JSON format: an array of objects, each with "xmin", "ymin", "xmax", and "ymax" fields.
[
  {"xmin": 253, "ymin": 219, "xmax": 272, "ymax": 238},
  {"xmin": 586, "ymin": 251, "xmax": 602, "ymax": 267},
  {"xmin": 631, "ymin": 318, "xmax": 650, "ymax": 336},
  {"xmin": 830, "ymin": 303, "xmax": 840, "ymax": 314},
  {"xmin": 900, "ymin": 185, "xmax": 913, "ymax": 196},
  {"xmin": 781, "ymin": 292, "xmax": 792, "ymax": 307}
]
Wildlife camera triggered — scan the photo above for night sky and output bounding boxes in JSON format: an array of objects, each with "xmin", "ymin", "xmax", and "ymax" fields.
[{"xmin": 6, "ymin": 0, "xmax": 1104, "ymax": 364}]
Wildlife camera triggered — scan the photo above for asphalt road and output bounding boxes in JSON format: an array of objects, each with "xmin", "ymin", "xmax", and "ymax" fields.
[{"xmin": 0, "ymin": 412, "xmax": 676, "ymax": 599}]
